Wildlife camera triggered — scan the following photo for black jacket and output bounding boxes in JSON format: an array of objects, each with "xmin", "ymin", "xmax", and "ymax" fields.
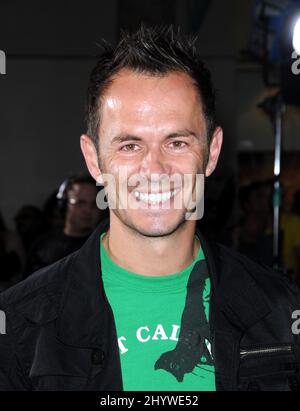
[{"xmin": 0, "ymin": 217, "xmax": 300, "ymax": 391}]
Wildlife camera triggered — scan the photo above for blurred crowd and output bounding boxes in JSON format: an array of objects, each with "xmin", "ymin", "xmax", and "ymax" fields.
[
  {"xmin": 1, "ymin": 176, "xmax": 300, "ymax": 291},
  {"xmin": 0, "ymin": 174, "xmax": 108, "ymax": 291},
  {"xmin": 234, "ymin": 181, "xmax": 300, "ymax": 287}
]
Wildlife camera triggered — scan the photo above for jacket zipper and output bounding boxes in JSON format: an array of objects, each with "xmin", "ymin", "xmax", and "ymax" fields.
[{"xmin": 240, "ymin": 344, "xmax": 292, "ymax": 359}]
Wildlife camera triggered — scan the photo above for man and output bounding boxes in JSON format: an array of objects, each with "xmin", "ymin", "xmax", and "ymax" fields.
[
  {"xmin": 25, "ymin": 175, "xmax": 105, "ymax": 276},
  {"xmin": 0, "ymin": 26, "xmax": 300, "ymax": 391}
]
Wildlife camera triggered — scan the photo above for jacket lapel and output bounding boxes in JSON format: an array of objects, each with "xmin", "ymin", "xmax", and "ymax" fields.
[
  {"xmin": 197, "ymin": 229, "xmax": 272, "ymax": 390},
  {"xmin": 56, "ymin": 218, "xmax": 111, "ymax": 349},
  {"xmin": 52, "ymin": 217, "xmax": 123, "ymax": 388}
]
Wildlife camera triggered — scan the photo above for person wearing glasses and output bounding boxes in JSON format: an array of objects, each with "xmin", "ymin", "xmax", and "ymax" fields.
[{"xmin": 25, "ymin": 175, "xmax": 104, "ymax": 276}]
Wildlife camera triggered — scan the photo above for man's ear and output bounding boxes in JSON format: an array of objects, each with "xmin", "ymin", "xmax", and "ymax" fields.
[
  {"xmin": 205, "ymin": 127, "xmax": 223, "ymax": 177},
  {"xmin": 80, "ymin": 134, "xmax": 104, "ymax": 185}
]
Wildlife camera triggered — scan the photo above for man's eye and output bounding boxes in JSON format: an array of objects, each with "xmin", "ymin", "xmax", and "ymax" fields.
[
  {"xmin": 169, "ymin": 141, "xmax": 188, "ymax": 149},
  {"xmin": 120, "ymin": 144, "xmax": 139, "ymax": 152}
]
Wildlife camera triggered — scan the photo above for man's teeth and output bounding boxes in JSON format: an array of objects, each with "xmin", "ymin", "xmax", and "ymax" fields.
[{"xmin": 134, "ymin": 190, "xmax": 177, "ymax": 204}]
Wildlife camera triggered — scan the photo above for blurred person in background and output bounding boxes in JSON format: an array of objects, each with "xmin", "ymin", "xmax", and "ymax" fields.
[
  {"xmin": 292, "ymin": 190, "xmax": 300, "ymax": 218},
  {"xmin": 235, "ymin": 181, "xmax": 274, "ymax": 267},
  {"xmin": 24, "ymin": 174, "xmax": 106, "ymax": 276},
  {"xmin": 42, "ymin": 190, "xmax": 65, "ymax": 232},
  {"xmin": 14, "ymin": 205, "xmax": 46, "ymax": 253},
  {"xmin": 0, "ymin": 210, "xmax": 26, "ymax": 291},
  {"xmin": 280, "ymin": 189, "xmax": 300, "ymax": 287},
  {"xmin": 236, "ymin": 181, "xmax": 300, "ymax": 287}
]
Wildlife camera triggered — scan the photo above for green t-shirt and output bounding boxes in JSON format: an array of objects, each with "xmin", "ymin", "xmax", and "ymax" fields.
[{"xmin": 100, "ymin": 232, "xmax": 215, "ymax": 391}]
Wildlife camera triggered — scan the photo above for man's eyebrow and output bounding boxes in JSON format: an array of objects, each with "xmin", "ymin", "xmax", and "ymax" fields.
[
  {"xmin": 111, "ymin": 130, "xmax": 198, "ymax": 144},
  {"xmin": 111, "ymin": 134, "xmax": 143, "ymax": 144},
  {"xmin": 165, "ymin": 129, "xmax": 198, "ymax": 139}
]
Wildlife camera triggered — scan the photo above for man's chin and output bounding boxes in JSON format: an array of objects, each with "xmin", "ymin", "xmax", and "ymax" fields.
[{"xmin": 122, "ymin": 213, "xmax": 188, "ymax": 238}]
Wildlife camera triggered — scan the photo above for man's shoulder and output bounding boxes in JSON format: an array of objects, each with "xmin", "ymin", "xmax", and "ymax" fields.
[
  {"xmin": 213, "ymin": 241, "xmax": 300, "ymax": 302},
  {"xmin": 0, "ymin": 249, "xmax": 78, "ymax": 325}
]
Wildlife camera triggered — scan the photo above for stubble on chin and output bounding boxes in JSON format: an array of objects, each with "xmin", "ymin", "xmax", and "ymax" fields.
[{"xmin": 112, "ymin": 207, "xmax": 189, "ymax": 238}]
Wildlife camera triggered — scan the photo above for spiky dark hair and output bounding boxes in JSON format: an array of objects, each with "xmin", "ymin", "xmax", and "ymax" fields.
[{"xmin": 85, "ymin": 25, "xmax": 216, "ymax": 152}]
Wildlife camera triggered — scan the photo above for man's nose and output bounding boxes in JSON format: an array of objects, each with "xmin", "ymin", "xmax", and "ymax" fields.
[{"xmin": 140, "ymin": 147, "xmax": 170, "ymax": 176}]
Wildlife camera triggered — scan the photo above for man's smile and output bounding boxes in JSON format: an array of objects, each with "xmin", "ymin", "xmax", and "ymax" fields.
[{"xmin": 133, "ymin": 189, "xmax": 178, "ymax": 205}]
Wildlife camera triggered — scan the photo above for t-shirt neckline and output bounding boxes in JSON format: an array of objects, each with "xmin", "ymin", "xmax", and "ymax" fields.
[{"xmin": 100, "ymin": 231, "xmax": 205, "ymax": 293}]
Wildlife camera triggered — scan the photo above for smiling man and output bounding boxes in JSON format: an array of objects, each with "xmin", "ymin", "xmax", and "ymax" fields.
[
  {"xmin": 81, "ymin": 66, "xmax": 220, "ymax": 275},
  {"xmin": 1, "ymin": 26, "xmax": 300, "ymax": 392}
]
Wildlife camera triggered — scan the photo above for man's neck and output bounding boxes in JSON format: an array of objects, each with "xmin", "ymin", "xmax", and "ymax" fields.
[{"xmin": 102, "ymin": 215, "xmax": 200, "ymax": 276}]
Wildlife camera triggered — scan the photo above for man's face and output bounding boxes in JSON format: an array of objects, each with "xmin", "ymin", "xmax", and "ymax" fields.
[
  {"xmin": 81, "ymin": 69, "xmax": 222, "ymax": 237},
  {"xmin": 65, "ymin": 183, "xmax": 101, "ymax": 235}
]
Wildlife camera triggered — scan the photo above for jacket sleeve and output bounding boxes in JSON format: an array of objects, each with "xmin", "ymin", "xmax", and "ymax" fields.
[{"xmin": 0, "ymin": 293, "xmax": 31, "ymax": 390}]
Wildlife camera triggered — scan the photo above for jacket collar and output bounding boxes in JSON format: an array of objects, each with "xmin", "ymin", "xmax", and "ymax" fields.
[
  {"xmin": 56, "ymin": 217, "xmax": 111, "ymax": 348},
  {"xmin": 56, "ymin": 218, "xmax": 271, "ymax": 348},
  {"xmin": 196, "ymin": 228, "xmax": 271, "ymax": 332}
]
